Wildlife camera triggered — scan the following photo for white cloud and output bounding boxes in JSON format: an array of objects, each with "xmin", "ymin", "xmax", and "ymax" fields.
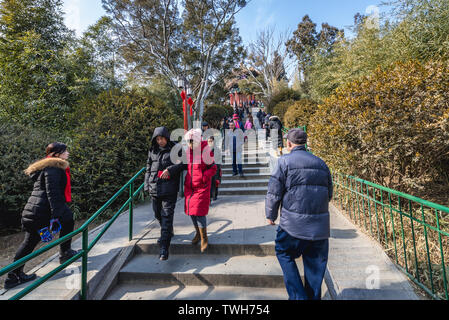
[
  {"xmin": 63, "ymin": 0, "xmax": 81, "ymax": 36},
  {"xmin": 254, "ymin": 0, "xmax": 276, "ymax": 29}
]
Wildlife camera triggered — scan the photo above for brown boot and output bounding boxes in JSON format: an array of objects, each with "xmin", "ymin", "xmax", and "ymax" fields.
[
  {"xmin": 192, "ymin": 226, "xmax": 201, "ymax": 245},
  {"xmin": 199, "ymin": 227, "xmax": 208, "ymax": 253}
]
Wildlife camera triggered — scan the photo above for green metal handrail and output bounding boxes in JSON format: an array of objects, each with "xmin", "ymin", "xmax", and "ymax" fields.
[
  {"xmin": 332, "ymin": 173, "xmax": 449, "ymax": 300},
  {"xmin": 0, "ymin": 167, "xmax": 146, "ymax": 300}
]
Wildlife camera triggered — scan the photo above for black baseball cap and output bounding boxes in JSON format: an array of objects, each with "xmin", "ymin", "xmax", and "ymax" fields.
[{"xmin": 284, "ymin": 129, "xmax": 307, "ymax": 145}]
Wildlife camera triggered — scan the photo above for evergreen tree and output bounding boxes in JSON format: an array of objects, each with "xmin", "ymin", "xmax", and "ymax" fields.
[{"xmin": 0, "ymin": 0, "xmax": 87, "ymax": 132}]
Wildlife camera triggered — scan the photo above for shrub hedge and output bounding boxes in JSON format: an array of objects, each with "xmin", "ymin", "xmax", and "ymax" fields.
[
  {"xmin": 0, "ymin": 121, "xmax": 59, "ymax": 232},
  {"xmin": 0, "ymin": 89, "xmax": 183, "ymax": 232},
  {"xmin": 266, "ymin": 88, "xmax": 301, "ymax": 114},
  {"xmin": 283, "ymin": 99, "xmax": 318, "ymax": 130},
  {"xmin": 69, "ymin": 89, "xmax": 182, "ymax": 219},
  {"xmin": 273, "ymin": 100, "xmax": 295, "ymax": 123},
  {"xmin": 203, "ymin": 104, "xmax": 234, "ymax": 129},
  {"xmin": 309, "ymin": 60, "xmax": 449, "ymax": 203}
]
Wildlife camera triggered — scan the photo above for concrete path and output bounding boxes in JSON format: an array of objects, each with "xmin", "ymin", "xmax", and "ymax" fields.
[
  {"xmin": 106, "ymin": 195, "xmax": 330, "ymax": 300},
  {"xmin": 325, "ymin": 204, "xmax": 420, "ymax": 300}
]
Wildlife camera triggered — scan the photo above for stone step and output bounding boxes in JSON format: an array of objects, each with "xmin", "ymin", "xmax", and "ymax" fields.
[
  {"xmin": 220, "ymin": 180, "xmax": 269, "ymax": 188},
  {"xmin": 136, "ymin": 243, "xmax": 275, "ymax": 256},
  {"xmin": 221, "ymin": 160, "xmax": 270, "ymax": 166},
  {"xmin": 219, "ymin": 187, "xmax": 268, "ymax": 196},
  {"xmin": 118, "ymin": 254, "xmax": 297, "ymax": 288},
  {"xmin": 222, "ymin": 168, "xmax": 271, "ymax": 174},
  {"xmin": 106, "ymin": 284, "xmax": 291, "ymax": 300},
  {"xmin": 223, "ymin": 148, "xmax": 267, "ymax": 153},
  {"xmin": 222, "ymin": 152, "xmax": 267, "ymax": 157},
  {"xmin": 221, "ymin": 157, "xmax": 268, "ymax": 163},
  {"xmin": 221, "ymin": 162, "xmax": 269, "ymax": 170},
  {"xmin": 221, "ymin": 173, "xmax": 271, "ymax": 180}
]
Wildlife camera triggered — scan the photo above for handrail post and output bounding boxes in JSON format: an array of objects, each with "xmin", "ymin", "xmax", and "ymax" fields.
[
  {"xmin": 129, "ymin": 182, "xmax": 134, "ymax": 241},
  {"xmin": 80, "ymin": 229, "xmax": 88, "ymax": 300}
]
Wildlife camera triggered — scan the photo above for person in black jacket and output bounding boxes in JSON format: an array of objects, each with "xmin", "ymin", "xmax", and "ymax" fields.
[
  {"xmin": 264, "ymin": 113, "xmax": 272, "ymax": 141},
  {"xmin": 144, "ymin": 127, "xmax": 184, "ymax": 261},
  {"xmin": 268, "ymin": 115, "xmax": 284, "ymax": 156},
  {"xmin": 4, "ymin": 143, "xmax": 78, "ymax": 290}
]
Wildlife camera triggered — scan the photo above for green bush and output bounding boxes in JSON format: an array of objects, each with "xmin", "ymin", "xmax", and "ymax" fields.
[
  {"xmin": 0, "ymin": 120, "xmax": 59, "ymax": 232},
  {"xmin": 267, "ymin": 88, "xmax": 301, "ymax": 114},
  {"xmin": 309, "ymin": 60, "xmax": 449, "ymax": 202},
  {"xmin": 273, "ymin": 100, "xmax": 295, "ymax": 123},
  {"xmin": 203, "ymin": 104, "xmax": 234, "ymax": 129},
  {"xmin": 69, "ymin": 89, "xmax": 182, "ymax": 219},
  {"xmin": 283, "ymin": 99, "xmax": 318, "ymax": 130}
]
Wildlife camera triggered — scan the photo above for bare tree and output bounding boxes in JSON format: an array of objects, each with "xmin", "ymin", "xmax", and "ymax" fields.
[
  {"xmin": 102, "ymin": 0, "xmax": 247, "ymax": 120},
  {"xmin": 240, "ymin": 27, "xmax": 293, "ymax": 103}
]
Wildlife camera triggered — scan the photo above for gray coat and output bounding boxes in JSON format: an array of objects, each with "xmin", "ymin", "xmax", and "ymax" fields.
[{"xmin": 265, "ymin": 146, "xmax": 333, "ymax": 240}]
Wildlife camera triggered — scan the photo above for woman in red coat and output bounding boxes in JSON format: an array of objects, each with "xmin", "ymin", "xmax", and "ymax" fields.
[{"xmin": 184, "ymin": 129, "xmax": 217, "ymax": 252}]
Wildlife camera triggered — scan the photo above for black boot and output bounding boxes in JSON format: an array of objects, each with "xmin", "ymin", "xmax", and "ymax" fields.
[
  {"xmin": 4, "ymin": 270, "xmax": 37, "ymax": 290},
  {"xmin": 59, "ymin": 249, "xmax": 80, "ymax": 265},
  {"xmin": 159, "ymin": 246, "xmax": 169, "ymax": 261}
]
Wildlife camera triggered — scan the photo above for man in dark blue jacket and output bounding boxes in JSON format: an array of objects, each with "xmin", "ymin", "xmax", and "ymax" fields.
[{"xmin": 265, "ymin": 129, "xmax": 333, "ymax": 300}]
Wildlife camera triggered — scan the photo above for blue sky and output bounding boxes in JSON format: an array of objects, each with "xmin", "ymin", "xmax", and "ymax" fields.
[{"xmin": 62, "ymin": 0, "xmax": 387, "ymax": 43}]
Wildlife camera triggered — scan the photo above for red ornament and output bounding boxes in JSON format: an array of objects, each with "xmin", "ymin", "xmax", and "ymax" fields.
[
  {"xmin": 180, "ymin": 91, "xmax": 186, "ymax": 100},
  {"xmin": 187, "ymin": 97, "xmax": 194, "ymax": 116}
]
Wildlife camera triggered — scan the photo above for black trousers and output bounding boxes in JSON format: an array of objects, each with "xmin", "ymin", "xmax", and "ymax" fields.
[
  {"xmin": 152, "ymin": 195, "xmax": 177, "ymax": 249},
  {"xmin": 210, "ymin": 177, "xmax": 218, "ymax": 200},
  {"xmin": 11, "ymin": 217, "xmax": 74, "ymax": 274}
]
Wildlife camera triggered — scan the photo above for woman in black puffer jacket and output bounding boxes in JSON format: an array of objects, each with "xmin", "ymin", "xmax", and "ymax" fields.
[{"xmin": 4, "ymin": 143, "xmax": 79, "ymax": 290}]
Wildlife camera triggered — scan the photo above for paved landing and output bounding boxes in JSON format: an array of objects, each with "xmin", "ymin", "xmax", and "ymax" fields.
[{"xmin": 325, "ymin": 203, "xmax": 420, "ymax": 300}]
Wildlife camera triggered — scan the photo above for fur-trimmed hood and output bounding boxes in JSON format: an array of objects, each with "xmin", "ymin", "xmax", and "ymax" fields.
[{"xmin": 24, "ymin": 158, "xmax": 69, "ymax": 176}]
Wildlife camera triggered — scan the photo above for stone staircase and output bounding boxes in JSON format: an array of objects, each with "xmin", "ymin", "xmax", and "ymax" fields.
[
  {"xmin": 219, "ymin": 108, "xmax": 271, "ymax": 196},
  {"xmin": 105, "ymin": 193, "xmax": 330, "ymax": 300},
  {"xmin": 104, "ymin": 108, "xmax": 330, "ymax": 300}
]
